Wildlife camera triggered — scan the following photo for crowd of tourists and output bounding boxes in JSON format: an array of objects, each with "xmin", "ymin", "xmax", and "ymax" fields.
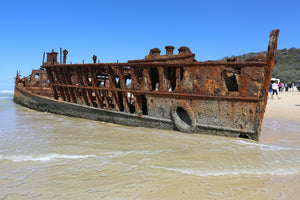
[{"xmin": 269, "ymin": 81, "xmax": 296, "ymax": 99}]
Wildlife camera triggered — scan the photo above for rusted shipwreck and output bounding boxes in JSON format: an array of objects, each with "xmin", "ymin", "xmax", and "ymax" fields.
[{"xmin": 14, "ymin": 30, "xmax": 279, "ymax": 140}]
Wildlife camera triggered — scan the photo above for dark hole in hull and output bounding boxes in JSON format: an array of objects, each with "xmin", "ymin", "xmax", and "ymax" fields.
[
  {"xmin": 239, "ymin": 134, "xmax": 250, "ymax": 139},
  {"xmin": 176, "ymin": 107, "xmax": 191, "ymax": 125},
  {"xmin": 224, "ymin": 75, "xmax": 239, "ymax": 91}
]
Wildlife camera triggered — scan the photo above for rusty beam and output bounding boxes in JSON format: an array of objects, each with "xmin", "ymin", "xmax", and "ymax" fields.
[
  {"xmin": 52, "ymin": 67, "xmax": 66, "ymax": 101},
  {"xmin": 59, "ymin": 67, "xmax": 71, "ymax": 102},
  {"xmin": 158, "ymin": 66, "xmax": 167, "ymax": 91},
  {"xmin": 88, "ymin": 66, "xmax": 104, "ymax": 108},
  {"xmin": 72, "ymin": 67, "xmax": 84, "ymax": 104},
  {"xmin": 74, "ymin": 67, "xmax": 90, "ymax": 106},
  {"xmin": 51, "ymin": 83, "xmax": 260, "ymax": 102},
  {"xmin": 62, "ymin": 67, "xmax": 77, "ymax": 103},
  {"xmin": 45, "ymin": 68, "xmax": 58, "ymax": 99},
  {"xmin": 81, "ymin": 67, "xmax": 95, "ymax": 106},
  {"xmin": 117, "ymin": 66, "xmax": 130, "ymax": 112},
  {"xmin": 134, "ymin": 94, "xmax": 142, "ymax": 115},
  {"xmin": 106, "ymin": 65, "xmax": 122, "ymax": 111},
  {"xmin": 102, "ymin": 90, "xmax": 111, "ymax": 109},
  {"xmin": 142, "ymin": 67, "xmax": 152, "ymax": 91},
  {"xmin": 42, "ymin": 61, "xmax": 268, "ymax": 69}
]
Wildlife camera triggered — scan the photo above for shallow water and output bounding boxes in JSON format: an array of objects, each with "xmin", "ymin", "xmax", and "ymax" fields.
[{"xmin": 0, "ymin": 91, "xmax": 299, "ymax": 199}]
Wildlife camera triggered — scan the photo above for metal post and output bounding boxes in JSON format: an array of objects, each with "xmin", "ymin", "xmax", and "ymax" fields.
[
  {"xmin": 60, "ymin": 48, "xmax": 62, "ymax": 64},
  {"xmin": 42, "ymin": 52, "xmax": 45, "ymax": 65}
]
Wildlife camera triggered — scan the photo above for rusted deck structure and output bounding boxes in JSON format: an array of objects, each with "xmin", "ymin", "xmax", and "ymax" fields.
[{"xmin": 14, "ymin": 30, "xmax": 279, "ymax": 140}]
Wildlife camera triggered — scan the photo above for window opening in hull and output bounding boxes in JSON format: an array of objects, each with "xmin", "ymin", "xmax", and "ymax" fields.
[
  {"xmin": 222, "ymin": 70, "xmax": 239, "ymax": 92},
  {"xmin": 150, "ymin": 67, "xmax": 159, "ymax": 91}
]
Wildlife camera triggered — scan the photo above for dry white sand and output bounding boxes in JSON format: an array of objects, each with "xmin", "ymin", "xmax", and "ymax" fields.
[{"xmin": 264, "ymin": 90, "xmax": 300, "ymax": 121}]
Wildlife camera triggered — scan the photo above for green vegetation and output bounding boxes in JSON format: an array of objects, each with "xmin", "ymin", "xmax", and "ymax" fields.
[{"xmin": 219, "ymin": 47, "xmax": 300, "ymax": 84}]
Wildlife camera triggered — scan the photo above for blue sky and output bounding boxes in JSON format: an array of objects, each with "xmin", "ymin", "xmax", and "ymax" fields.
[{"xmin": 1, "ymin": 0, "xmax": 299, "ymax": 90}]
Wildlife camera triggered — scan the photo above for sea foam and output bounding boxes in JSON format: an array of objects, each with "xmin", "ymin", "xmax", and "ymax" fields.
[
  {"xmin": 150, "ymin": 165, "xmax": 299, "ymax": 176},
  {"xmin": 0, "ymin": 153, "xmax": 96, "ymax": 162},
  {"xmin": 0, "ymin": 90, "xmax": 14, "ymax": 94},
  {"xmin": 234, "ymin": 140, "xmax": 300, "ymax": 151}
]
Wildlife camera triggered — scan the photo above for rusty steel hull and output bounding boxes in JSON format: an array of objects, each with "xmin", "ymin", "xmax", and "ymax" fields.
[
  {"xmin": 14, "ymin": 86, "xmax": 257, "ymax": 139},
  {"xmin": 14, "ymin": 86, "xmax": 174, "ymax": 130},
  {"xmin": 14, "ymin": 30, "xmax": 279, "ymax": 140}
]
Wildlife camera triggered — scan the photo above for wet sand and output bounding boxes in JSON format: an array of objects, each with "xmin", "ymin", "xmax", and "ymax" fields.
[
  {"xmin": 258, "ymin": 91, "xmax": 300, "ymax": 200},
  {"xmin": 134, "ymin": 174, "xmax": 300, "ymax": 200},
  {"xmin": 1, "ymin": 91, "xmax": 299, "ymax": 199},
  {"xmin": 261, "ymin": 91, "xmax": 300, "ymax": 145},
  {"xmin": 151, "ymin": 91, "xmax": 300, "ymax": 200}
]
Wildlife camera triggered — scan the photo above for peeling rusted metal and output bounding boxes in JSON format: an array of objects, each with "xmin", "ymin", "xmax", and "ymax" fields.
[{"xmin": 14, "ymin": 30, "xmax": 280, "ymax": 140}]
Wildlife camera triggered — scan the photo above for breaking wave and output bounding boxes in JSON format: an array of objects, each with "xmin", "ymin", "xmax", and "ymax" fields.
[
  {"xmin": 102, "ymin": 149, "xmax": 164, "ymax": 158},
  {"xmin": 234, "ymin": 140, "xmax": 300, "ymax": 151},
  {"xmin": 150, "ymin": 165, "xmax": 299, "ymax": 176},
  {"xmin": 0, "ymin": 153, "xmax": 96, "ymax": 162},
  {"xmin": 0, "ymin": 90, "xmax": 14, "ymax": 94}
]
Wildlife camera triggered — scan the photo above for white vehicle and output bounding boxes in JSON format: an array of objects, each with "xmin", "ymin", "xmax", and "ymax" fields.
[{"xmin": 271, "ymin": 78, "xmax": 280, "ymax": 83}]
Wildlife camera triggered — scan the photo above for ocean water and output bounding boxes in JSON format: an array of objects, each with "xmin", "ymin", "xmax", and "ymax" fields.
[{"xmin": 0, "ymin": 91, "xmax": 300, "ymax": 199}]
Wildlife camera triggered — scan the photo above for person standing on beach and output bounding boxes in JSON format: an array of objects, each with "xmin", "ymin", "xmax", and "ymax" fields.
[
  {"xmin": 269, "ymin": 82, "xmax": 273, "ymax": 98},
  {"xmin": 271, "ymin": 81, "xmax": 279, "ymax": 99}
]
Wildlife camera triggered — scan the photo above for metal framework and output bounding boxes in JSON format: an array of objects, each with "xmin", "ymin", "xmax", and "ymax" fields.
[{"xmin": 14, "ymin": 30, "xmax": 279, "ymax": 140}]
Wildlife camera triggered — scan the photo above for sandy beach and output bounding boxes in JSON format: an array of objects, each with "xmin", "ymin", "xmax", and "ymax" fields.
[
  {"xmin": 130, "ymin": 91, "xmax": 300, "ymax": 200},
  {"xmin": 0, "ymin": 91, "xmax": 299, "ymax": 200},
  {"xmin": 261, "ymin": 91, "xmax": 300, "ymax": 145},
  {"xmin": 258, "ymin": 91, "xmax": 300, "ymax": 200},
  {"xmin": 183, "ymin": 91, "xmax": 300, "ymax": 200},
  {"xmin": 264, "ymin": 90, "xmax": 300, "ymax": 121}
]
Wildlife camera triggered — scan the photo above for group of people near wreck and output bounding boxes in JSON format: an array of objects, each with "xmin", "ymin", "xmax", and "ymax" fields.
[{"xmin": 269, "ymin": 81, "xmax": 295, "ymax": 99}]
